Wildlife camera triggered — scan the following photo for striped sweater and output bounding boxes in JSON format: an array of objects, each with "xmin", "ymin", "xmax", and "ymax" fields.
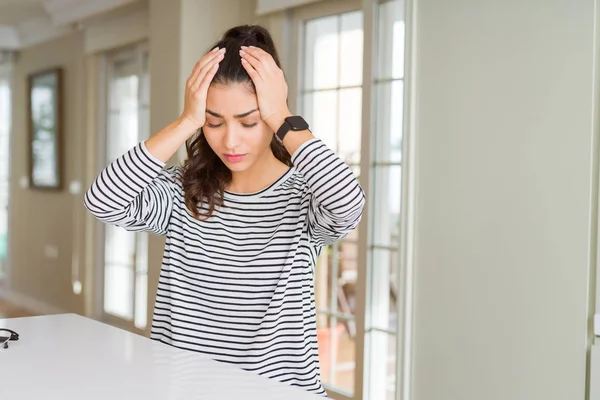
[{"xmin": 84, "ymin": 137, "xmax": 365, "ymax": 396}]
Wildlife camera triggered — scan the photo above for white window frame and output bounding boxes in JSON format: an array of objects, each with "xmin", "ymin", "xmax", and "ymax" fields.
[{"xmin": 289, "ymin": 0, "xmax": 415, "ymax": 399}]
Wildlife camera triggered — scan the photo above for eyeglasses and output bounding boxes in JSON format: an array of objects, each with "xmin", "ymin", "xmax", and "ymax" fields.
[{"xmin": 0, "ymin": 328, "xmax": 19, "ymax": 349}]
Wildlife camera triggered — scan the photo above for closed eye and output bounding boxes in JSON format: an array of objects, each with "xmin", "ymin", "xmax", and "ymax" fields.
[{"xmin": 206, "ymin": 122, "xmax": 258, "ymax": 129}]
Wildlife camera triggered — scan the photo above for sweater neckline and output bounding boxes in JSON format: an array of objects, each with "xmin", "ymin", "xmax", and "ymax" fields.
[{"xmin": 223, "ymin": 167, "xmax": 294, "ymax": 201}]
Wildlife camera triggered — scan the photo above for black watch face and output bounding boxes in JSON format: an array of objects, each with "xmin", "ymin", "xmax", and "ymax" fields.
[{"xmin": 286, "ymin": 116, "xmax": 309, "ymax": 131}]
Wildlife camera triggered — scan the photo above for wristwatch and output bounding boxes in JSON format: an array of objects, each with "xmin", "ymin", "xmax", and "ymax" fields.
[{"xmin": 275, "ymin": 116, "xmax": 310, "ymax": 143}]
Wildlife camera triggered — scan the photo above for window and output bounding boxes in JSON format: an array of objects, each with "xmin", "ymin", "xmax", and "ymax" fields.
[
  {"xmin": 0, "ymin": 52, "xmax": 13, "ymax": 283},
  {"xmin": 301, "ymin": 9, "xmax": 364, "ymax": 396},
  {"xmin": 367, "ymin": 1, "xmax": 405, "ymax": 399},
  {"xmin": 101, "ymin": 43, "xmax": 150, "ymax": 331},
  {"xmin": 293, "ymin": 0, "xmax": 408, "ymax": 399}
]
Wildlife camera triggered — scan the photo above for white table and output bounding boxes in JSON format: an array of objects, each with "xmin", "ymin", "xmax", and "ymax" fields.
[{"xmin": 0, "ymin": 313, "xmax": 323, "ymax": 399}]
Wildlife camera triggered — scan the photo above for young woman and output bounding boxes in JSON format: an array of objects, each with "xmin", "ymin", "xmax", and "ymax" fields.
[{"xmin": 84, "ymin": 25, "xmax": 365, "ymax": 396}]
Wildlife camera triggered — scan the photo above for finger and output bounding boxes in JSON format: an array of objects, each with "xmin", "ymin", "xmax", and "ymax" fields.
[
  {"xmin": 190, "ymin": 59, "xmax": 219, "ymax": 94},
  {"xmin": 190, "ymin": 48, "xmax": 224, "ymax": 83},
  {"xmin": 189, "ymin": 51, "xmax": 224, "ymax": 89},
  {"xmin": 197, "ymin": 62, "xmax": 220, "ymax": 99},
  {"xmin": 191, "ymin": 52, "xmax": 224, "ymax": 92},
  {"xmin": 240, "ymin": 57, "xmax": 260, "ymax": 82},
  {"xmin": 239, "ymin": 48, "xmax": 266, "ymax": 81},
  {"xmin": 187, "ymin": 47, "xmax": 218, "ymax": 82},
  {"xmin": 187, "ymin": 48, "xmax": 225, "ymax": 88},
  {"xmin": 241, "ymin": 46, "xmax": 276, "ymax": 73}
]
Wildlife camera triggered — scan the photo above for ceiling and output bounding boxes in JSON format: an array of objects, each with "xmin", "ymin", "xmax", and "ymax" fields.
[{"xmin": 0, "ymin": 0, "xmax": 140, "ymax": 50}]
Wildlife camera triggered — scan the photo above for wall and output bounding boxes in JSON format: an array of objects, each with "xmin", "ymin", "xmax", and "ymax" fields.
[
  {"xmin": 83, "ymin": 0, "xmax": 149, "ymax": 54},
  {"xmin": 9, "ymin": 31, "xmax": 86, "ymax": 315},
  {"xmin": 411, "ymin": 1, "xmax": 594, "ymax": 399}
]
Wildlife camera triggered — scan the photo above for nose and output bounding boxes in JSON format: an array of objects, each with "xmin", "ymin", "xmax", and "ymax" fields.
[{"xmin": 224, "ymin": 124, "xmax": 241, "ymax": 151}]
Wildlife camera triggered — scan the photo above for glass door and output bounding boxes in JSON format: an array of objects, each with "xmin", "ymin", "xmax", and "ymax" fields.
[
  {"xmin": 0, "ymin": 53, "xmax": 13, "ymax": 286},
  {"xmin": 99, "ymin": 43, "xmax": 150, "ymax": 333},
  {"xmin": 292, "ymin": 0, "xmax": 409, "ymax": 398}
]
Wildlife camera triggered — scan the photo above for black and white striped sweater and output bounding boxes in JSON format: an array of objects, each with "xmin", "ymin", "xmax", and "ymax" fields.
[{"xmin": 84, "ymin": 137, "xmax": 365, "ymax": 396}]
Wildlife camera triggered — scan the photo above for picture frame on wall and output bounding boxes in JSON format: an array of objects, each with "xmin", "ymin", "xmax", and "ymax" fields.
[{"xmin": 27, "ymin": 67, "xmax": 62, "ymax": 190}]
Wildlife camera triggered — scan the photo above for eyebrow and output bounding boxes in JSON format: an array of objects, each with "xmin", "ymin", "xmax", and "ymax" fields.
[{"xmin": 206, "ymin": 109, "xmax": 258, "ymax": 119}]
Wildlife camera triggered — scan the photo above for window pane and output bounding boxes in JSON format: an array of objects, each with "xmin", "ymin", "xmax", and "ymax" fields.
[
  {"xmin": 104, "ymin": 263, "xmax": 134, "ymax": 319},
  {"xmin": 317, "ymin": 315, "xmax": 356, "ymax": 394},
  {"xmin": 140, "ymin": 52, "xmax": 150, "ymax": 106},
  {"xmin": 107, "ymin": 76, "xmax": 139, "ymax": 161},
  {"xmin": 350, "ymin": 164, "xmax": 361, "ymax": 179},
  {"xmin": 367, "ymin": 332, "xmax": 397, "ymax": 400},
  {"xmin": 303, "ymin": 90, "xmax": 338, "ymax": 151},
  {"xmin": 135, "ymin": 273, "xmax": 147, "ymax": 329},
  {"xmin": 375, "ymin": 80, "xmax": 403, "ymax": 163},
  {"xmin": 315, "ymin": 239, "xmax": 357, "ymax": 316},
  {"xmin": 140, "ymin": 106, "xmax": 150, "ymax": 143},
  {"xmin": 340, "ymin": 11, "xmax": 363, "ymax": 87},
  {"xmin": 370, "ymin": 248, "xmax": 397, "ymax": 332},
  {"xmin": 304, "ymin": 15, "xmax": 339, "ymax": 90},
  {"xmin": 378, "ymin": 0, "xmax": 405, "ymax": 80},
  {"xmin": 315, "ymin": 230, "xmax": 359, "ymax": 394},
  {"xmin": 338, "ymin": 88, "xmax": 362, "ymax": 165},
  {"xmin": 105, "ymin": 225, "xmax": 136, "ymax": 265},
  {"xmin": 140, "ymin": 53, "xmax": 151, "ymax": 141},
  {"xmin": 0, "ymin": 80, "xmax": 9, "ymax": 277},
  {"xmin": 339, "ymin": 239, "xmax": 358, "ymax": 318},
  {"xmin": 315, "ymin": 251, "xmax": 330, "ymax": 315},
  {"xmin": 135, "ymin": 230, "xmax": 148, "ymax": 328},
  {"xmin": 372, "ymin": 165, "xmax": 401, "ymax": 248}
]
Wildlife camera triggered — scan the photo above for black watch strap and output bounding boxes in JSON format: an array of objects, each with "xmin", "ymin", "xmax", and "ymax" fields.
[
  {"xmin": 275, "ymin": 121, "xmax": 292, "ymax": 142},
  {"xmin": 276, "ymin": 116, "xmax": 309, "ymax": 142}
]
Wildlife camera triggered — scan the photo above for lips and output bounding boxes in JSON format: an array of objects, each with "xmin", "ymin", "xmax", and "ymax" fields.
[{"xmin": 224, "ymin": 154, "xmax": 246, "ymax": 163}]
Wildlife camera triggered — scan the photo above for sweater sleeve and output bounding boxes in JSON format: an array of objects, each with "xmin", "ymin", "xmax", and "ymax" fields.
[
  {"xmin": 291, "ymin": 138, "xmax": 366, "ymax": 246},
  {"xmin": 83, "ymin": 141, "xmax": 178, "ymax": 236}
]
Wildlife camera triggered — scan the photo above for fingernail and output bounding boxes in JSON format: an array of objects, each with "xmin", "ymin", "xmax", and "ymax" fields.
[
  {"xmin": 212, "ymin": 47, "xmax": 219, "ymax": 52},
  {"xmin": 239, "ymin": 50, "xmax": 246, "ymax": 56},
  {"xmin": 241, "ymin": 46, "xmax": 248, "ymax": 50},
  {"xmin": 219, "ymin": 48, "xmax": 226, "ymax": 53}
]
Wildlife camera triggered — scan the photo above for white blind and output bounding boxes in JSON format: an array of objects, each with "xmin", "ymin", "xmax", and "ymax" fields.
[{"xmin": 255, "ymin": 0, "xmax": 324, "ymax": 15}]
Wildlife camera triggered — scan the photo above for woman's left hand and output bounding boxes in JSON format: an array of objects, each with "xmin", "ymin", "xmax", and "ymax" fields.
[{"xmin": 240, "ymin": 46, "xmax": 291, "ymax": 132}]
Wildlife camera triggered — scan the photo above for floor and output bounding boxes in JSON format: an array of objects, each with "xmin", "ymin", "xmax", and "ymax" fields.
[{"xmin": 0, "ymin": 299, "xmax": 38, "ymax": 319}]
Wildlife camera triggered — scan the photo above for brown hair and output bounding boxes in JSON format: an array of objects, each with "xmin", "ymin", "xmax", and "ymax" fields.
[{"xmin": 181, "ymin": 25, "xmax": 292, "ymax": 220}]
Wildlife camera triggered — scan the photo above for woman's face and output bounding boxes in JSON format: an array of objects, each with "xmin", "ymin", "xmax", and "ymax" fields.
[{"xmin": 203, "ymin": 83, "xmax": 274, "ymax": 172}]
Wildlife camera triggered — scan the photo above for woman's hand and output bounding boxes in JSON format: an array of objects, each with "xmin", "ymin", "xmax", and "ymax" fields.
[
  {"xmin": 239, "ymin": 46, "xmax": 291, "ymax": 132},
  {"xmin": 180, "ymin": 47, "xmax": 226, "ymax": 131}
]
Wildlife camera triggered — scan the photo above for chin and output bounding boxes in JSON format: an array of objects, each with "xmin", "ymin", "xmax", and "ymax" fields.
[
  {"xmin": 221, "ymin": 158, "xmax": 251, "ymax": 172},
  {"xmin": 226, "ymin": 163, "xmax": 250, "ymax": 172}
]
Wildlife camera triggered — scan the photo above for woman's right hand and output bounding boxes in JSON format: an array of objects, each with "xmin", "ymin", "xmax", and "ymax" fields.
[{"xmin": 180, "ymin": 47, "xmax": 226, "ymax": 131}]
